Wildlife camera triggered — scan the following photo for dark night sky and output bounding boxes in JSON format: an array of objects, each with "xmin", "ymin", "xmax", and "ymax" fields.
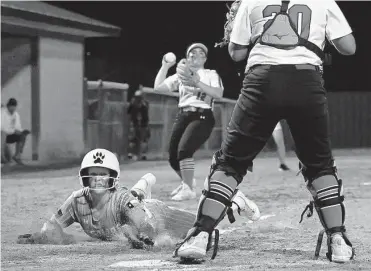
[{"xmin": 50, "ymin": 1, "xmax": 370, "ymax": 99}]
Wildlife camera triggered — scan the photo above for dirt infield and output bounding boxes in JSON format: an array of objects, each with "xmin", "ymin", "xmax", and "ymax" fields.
[{"xmin": 2, "ymin": 152, "xmax": 371, "ymax": 270}]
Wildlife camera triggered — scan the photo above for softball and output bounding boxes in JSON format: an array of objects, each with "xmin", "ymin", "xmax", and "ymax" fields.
[{"xmin": 164, "ymin": 52, "xmax": 176, "ymax": 63}]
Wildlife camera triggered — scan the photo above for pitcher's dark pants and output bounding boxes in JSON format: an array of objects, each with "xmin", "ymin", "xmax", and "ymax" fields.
[{"xmin": 168, "ymin": 108, "xmax": 215, "ymax": 171}]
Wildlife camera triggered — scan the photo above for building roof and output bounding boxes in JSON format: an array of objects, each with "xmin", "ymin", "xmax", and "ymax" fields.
[{"xmin": 1, "ymin": 1, "xmax": 121, "ymax": 38}]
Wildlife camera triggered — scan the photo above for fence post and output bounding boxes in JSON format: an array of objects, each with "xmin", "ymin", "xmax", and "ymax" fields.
[
  {"xmin": 161, "ymin": 96, "xmax": 170, "ymax": 159},
  {"xmin": 221, "ymin": 103, "xmax": 227, "ymax": 143},
  {"xmin": 121, "ymin": 88, "xmax": 129, "ymax": 161},
  {"xmin": 97, "ymin": 80, "xmax": 105, "ymax": 148}
]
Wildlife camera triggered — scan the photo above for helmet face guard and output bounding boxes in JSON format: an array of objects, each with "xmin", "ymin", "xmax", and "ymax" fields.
[
  {"xmin": 79, "ymin": 169, "xmax": 118, "ymax": 190},
  {"xmin": 78, "ymin": 149, "xmax": 120, "ymax": 190}
]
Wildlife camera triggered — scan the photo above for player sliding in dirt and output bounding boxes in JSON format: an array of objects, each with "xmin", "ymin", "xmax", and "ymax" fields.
[{"xmin": 17, "ymin": 148, "xmax": 260, "ymax": 248}]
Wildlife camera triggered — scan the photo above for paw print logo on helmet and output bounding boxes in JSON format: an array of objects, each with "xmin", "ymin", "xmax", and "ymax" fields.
[
  {"xmin": 93, "ymin": 152, "xmax": 105, "ymax": 164},
  {"xmin": 79, "ymin": 148, "xmax": 120, "ymax": 189}
]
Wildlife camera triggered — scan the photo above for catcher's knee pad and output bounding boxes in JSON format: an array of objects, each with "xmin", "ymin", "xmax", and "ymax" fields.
[
  {"xmin": 298, "ymin": 160, "xmax": 337, "ymax": 183},
  {"xmin": 210, "ymin": 150, "xmax": 245, "ymax": 183}
]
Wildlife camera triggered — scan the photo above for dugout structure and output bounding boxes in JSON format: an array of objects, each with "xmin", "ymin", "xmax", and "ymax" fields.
[{"xmin": 1, "ymin": 1, "xmax": 121, "ymax": 162}]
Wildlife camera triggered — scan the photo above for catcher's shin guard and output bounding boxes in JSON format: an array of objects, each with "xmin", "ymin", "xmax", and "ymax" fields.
[
  {"xmin": 299, "ymin": 162, "xmax": 355, "ymax": 261},
  {"xmin": 174, "ymin": 156, "xmax": 242, "ymax": 259}
]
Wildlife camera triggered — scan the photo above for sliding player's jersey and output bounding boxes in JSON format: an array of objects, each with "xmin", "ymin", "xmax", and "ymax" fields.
[{"xmin": 54, "ymin": 187, "xmax": 195, "ymax": 240}]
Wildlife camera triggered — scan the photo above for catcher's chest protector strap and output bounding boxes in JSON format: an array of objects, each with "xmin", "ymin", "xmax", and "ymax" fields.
[{"xmin": 254, "ymin": 0, "xmax": 325, "ymax": 60}]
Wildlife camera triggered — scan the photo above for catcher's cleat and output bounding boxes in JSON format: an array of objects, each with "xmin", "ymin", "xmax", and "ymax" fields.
[
  {"xmin": 314, "ymin": 228, "xmax": 355, "ymax": 262},
  {"xmin": 329, "ymin": 233, "xmax": 355, "ymax": 263},
  {"xmin": 177, "ymin": 231, "xmax": 209, "ymax": 259},
  {"xmin": 174, "ymin": 228, "xmax": 220, "ymax": 260}
]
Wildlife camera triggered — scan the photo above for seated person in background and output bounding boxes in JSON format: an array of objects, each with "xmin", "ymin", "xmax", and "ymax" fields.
[{"xmin": 1, "ymin": 98, "xmax": 30, "ymax": 164}]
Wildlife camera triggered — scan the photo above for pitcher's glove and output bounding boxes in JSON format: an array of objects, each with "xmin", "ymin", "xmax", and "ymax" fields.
[
  {"xmin": 215, "ymin": 0, "xmax": 242, "ymax": 48},
  {"xmin": 176, "ymin": 59, "xmax": 200, "ymax": 87}
]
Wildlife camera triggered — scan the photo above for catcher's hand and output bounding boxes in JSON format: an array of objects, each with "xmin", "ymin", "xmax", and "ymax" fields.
[
  {"xmin": 176, "ymin": 59, "xmax": 200, "ymax": 87},
  {"xmin": 215, "ymin": 0, "xmax": 242, "ymax": 48}
]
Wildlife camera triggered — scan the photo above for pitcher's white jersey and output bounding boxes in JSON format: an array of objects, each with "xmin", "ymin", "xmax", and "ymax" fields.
[
  {"xmin": 230, "ymin": 0, "xmax": 353, "ymax": 71},
  {"xmin": 163, "ymin": 69, "xmax": 224, "ymax": 109}
]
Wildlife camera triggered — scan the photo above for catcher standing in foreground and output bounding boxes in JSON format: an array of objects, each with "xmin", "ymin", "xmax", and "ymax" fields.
[
  {"xmin": 17, "ymin": 148, "xmax": 260, "ymax": 248},
  {"xmin": 154, "ymin": 43, "xmax": 224, "ymax": 201},
  {"xmin": 175, "ymin": 0, "xmax": 356, "ymax": 263}
]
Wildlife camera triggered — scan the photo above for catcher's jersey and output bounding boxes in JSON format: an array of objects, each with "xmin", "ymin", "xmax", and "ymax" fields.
[
  {"xmin": 163, "ymin": 69, "xmax": 224, "ymax": 109},
  {"xmin": 230, "ymin": 0, "xmax": 353, "ymax": 71},
  {"xmin": 54, "ymin": 187, "xmax": 133, "ymax": 240}
]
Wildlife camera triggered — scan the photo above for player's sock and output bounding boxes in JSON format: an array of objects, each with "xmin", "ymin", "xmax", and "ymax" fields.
[{"xmin": 179, "ymin": 158, "xmax": 195, "ymax": 190}]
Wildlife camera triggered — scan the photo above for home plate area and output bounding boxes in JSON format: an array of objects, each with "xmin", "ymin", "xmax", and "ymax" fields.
[{"xmin": 109, "ymin": 259, "xmax": 174, "ymax": 269}]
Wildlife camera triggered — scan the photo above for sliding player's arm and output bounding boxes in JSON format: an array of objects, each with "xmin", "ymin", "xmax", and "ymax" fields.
[{"xmin": 17, "ymin": 192, "xmax": 78, "ymax": 244}]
